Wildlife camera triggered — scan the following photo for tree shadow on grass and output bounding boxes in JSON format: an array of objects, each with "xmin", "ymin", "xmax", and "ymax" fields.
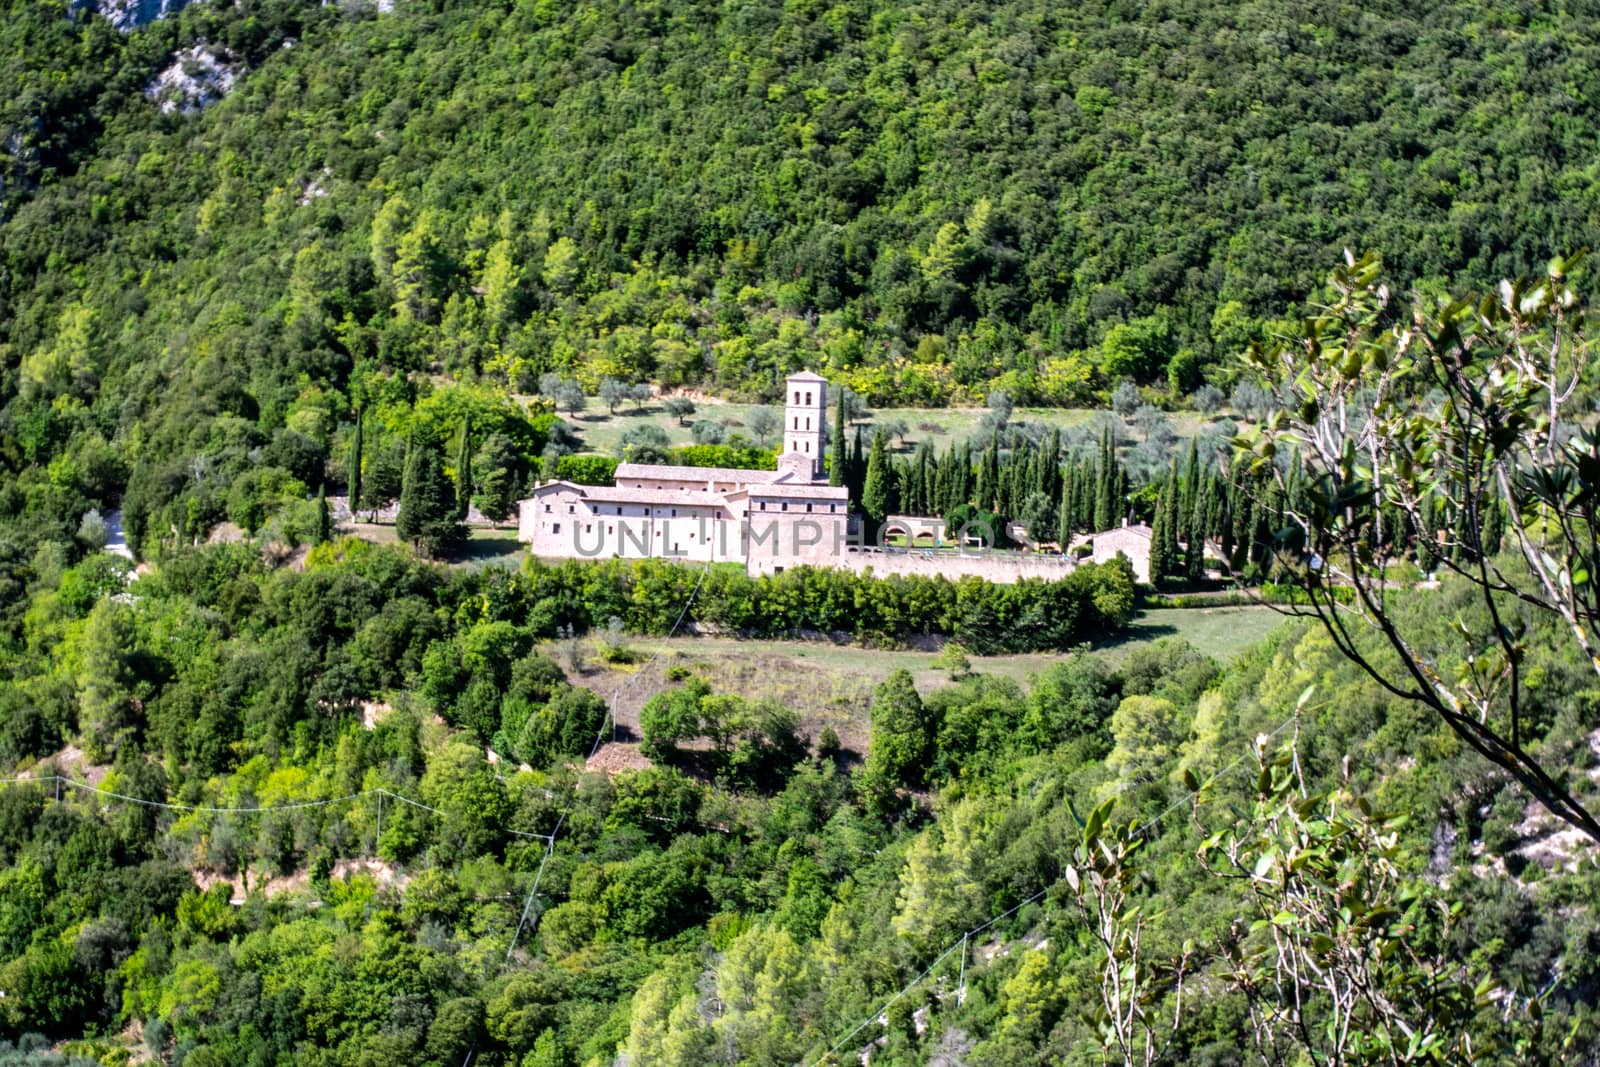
[
  {"xmin": 1091, "ymin": 620, "xmax": 1180, "ymax": 653},
  {"xmin": 450, "ymin": 533, "xmax": 524, "ymax": 568}
]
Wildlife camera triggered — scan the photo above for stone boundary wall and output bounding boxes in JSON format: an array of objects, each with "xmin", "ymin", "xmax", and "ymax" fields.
[{"xmin": 828, "ymin": 547, "xmax": 1080, "ymax": 583}]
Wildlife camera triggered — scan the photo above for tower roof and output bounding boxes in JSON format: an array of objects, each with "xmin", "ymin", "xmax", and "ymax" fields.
[{"xmin": 786, "ymin": 370, "xmax": 828, "ymax": 384}]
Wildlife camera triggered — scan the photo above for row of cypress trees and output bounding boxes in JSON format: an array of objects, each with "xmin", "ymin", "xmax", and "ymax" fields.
[
  {"xmin": 850, "ymin": 419, "xmax": 1142, "ymax": 546},
  {"xmin": 345, "ymin": 408, "xmax": 469, "ymax": 557}
]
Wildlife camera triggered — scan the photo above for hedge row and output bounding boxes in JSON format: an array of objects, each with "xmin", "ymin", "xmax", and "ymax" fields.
[{"xmin": 518, "ymin": 555, "xmax": 1137, "ymax": 654}]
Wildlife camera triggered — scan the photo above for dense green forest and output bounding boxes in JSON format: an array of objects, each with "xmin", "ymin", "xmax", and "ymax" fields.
[
  {"xmin": 6, "ymin": 0, "xmax": 1600, "ymax": 562},
  {"xmin": 3, "ymin": 539, "xmax": 1599, "ymax": 1065}
]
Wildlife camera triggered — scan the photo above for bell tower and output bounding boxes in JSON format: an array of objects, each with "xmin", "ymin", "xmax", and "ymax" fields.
[{"xmin": 779, "ymin": 371, "xmax": 827, "ymax": 481}]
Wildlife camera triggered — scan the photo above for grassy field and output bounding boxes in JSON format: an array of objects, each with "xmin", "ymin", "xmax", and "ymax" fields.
[
  {"xmin": 338, "ymin": 521, "xmax": 525, "ymax": 570},
  {"xmin": 1095, "ymin": 605, "xmax": 1289, "ymax": 664},
  {"xmin": 560, "ymin": 395, "xmax": 1222, "ymax": 458},
  {"xmin": 564, "ymin": 602, "xmax": 1288, "ymax": 758}
]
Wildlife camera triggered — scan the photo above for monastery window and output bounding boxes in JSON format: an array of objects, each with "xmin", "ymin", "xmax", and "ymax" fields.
[
  {"xmin": 792, "ymin": 416, "xmax": 799, "ymax": 430},
  {"xmin": 804, "ymin": 442, "xmax": 810, "ymax": 453},
  {"xmin": 608, "ymin": 525, "xmax": 614, "ymax": 534},
  {"xmin": 544, "ymin": 504, "xmax": 551, "ymax": 513},
  {"xmin": 553, "ymin": 523, "xmax": 561, "ymax": 534},
  {"xmin": 585, "ymin": 524, "xmax": 592, "ymax": 533},
  {"xmin": 805, "ymin": 391, "xmax": 812, "ymax": 404},
  {"xmin": 568, "ymin": 505, "xmax": 575, "ymax": 514},
  {"xmin": 616, "ymin": 507, "xmax": 622, "ymax": 515},
  {"xmin": 671, "ymin": 508, "xmax": 677, "ymax": 517},
  {"xmin": 805, "ymin": 417, "xmax": 810, "ymax": 430},
  {"xmin": 806, "ymin": 503, "xmax": 813, "ymax": 512},
  {"xmin": 781, "ymin": 503, "xmax": 788, "ymax": 512},
  {"xmin": 794, "ymin": 391, "xmax": 800, "ymax": 403}
]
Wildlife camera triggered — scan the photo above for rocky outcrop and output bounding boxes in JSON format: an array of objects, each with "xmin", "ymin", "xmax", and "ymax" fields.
[
  {"xmin": 144, "ymin": 44, "xmax": 239, "ymax": 114},
  {"xmin": 73, "ymin": 0, "xmax": 197, "ymax": 33}
]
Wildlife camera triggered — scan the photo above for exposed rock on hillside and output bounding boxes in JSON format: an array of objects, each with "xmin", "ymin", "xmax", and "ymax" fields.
[
  {"xmin": 73, "ymin": 0, "xmax": 196, "ymax": 33},
  {"xmin": 144, "ymin": 44, "xmax": 238, "ymax": 114}
]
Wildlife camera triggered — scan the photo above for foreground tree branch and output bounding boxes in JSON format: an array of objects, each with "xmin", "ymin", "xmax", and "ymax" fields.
[{"xmin": 1230, "ymin": 250, "xmax": 1600, "ymax": 843}]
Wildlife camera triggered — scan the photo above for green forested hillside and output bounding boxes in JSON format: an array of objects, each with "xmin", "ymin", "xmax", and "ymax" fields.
[
  {"xmin": 6, "ymin": 0, "xmax": 1600, "ymax": 559},
  {"xmin": 6, "ymin": 3, "xmax": 1600, "ymax": 1062},
  {"xmin": 2, "ymin": 542, "xmax": 1598, "ymax": 1066}
]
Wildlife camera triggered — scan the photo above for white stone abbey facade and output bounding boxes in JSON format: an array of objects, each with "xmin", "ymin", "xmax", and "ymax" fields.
[{"xmin": 519, "ymin": 372, "xmax": 852, "ymax": 575}]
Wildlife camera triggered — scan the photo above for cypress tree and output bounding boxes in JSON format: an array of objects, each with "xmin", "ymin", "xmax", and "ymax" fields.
[
  {"xmin": 1417, "ymin": 497, "xmax": 1439, "ymax": 572},
  {"xmin": 314, "ymin": 486, "xmax": 332, "ymax": 545},
  {"xmin": 1094, "ymin": 437, "xmax": 1115, "ymax": 532},
  {"xmin": 953, "ymin": 441, "xmax": 966, "ymax": 508},
  {"xmin": 1149, "ymin": 482, "xmax": 1171, "ymax": 586},
  {"xmin": 397, "ymin": 437, "xmax": 462, "ymax": 558},
  {"xmin": 829, "ymin": 390, "xmax": 848, "ymax": 487},
  {"xmin": 1040, "ymin": 429, "xmax": 1061, "ymax": 499},
  {"xmin": 1076, "ymin": 458, "xmax": 1094, "ymax": 532},
  {"xmin": 1169, "ymin": 494, "xmax": 1185, "ymax": 579},
  {"xmin": 1481, "ymin": 494, "xmax": 1505, "ymax": 557},
  {"xmin": 916, "ymin": 444, "xmax": 934, "ymax": 515},
  {"xmin": 1181, "ymin": 439, "xmax": 1201, "ymax": 527},
  {"xmin": 1057, "ymin": 478, "xmax": 1073, "ymax": 549},
  {"xmin": 454, "ymin": 416, "xmax": 473, "ymax": 522},
  {"xmin": 977, "ymin": 440, "xmax": 998, "ymax": 513},
  {"xmin": 862, "ymin": 430, "xmax": 892, "ymax": 533},
  {"xmin": 348, "ymin": 407, "xmax": 364, "ymax": 522},
  {"xmin": 1182, "ymin": 443, "xmax": 1204, "ymax": 578},
  {"xmin": 850, "ymin": 425, "xmax": 866, "ymax": 501}
]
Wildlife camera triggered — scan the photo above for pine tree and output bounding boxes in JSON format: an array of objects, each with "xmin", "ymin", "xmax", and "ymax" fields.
[
  {"xmin": 314, "ymin": 486, "xmax": 332, "ymax": 545},
  {"xmin": 348, "ymin": 407, "xmax": 364, "ymax": 522},
  {"xmin": 829, "ymin": 389, "xmax": 847, "ymax": 487},
  {"xmin": 397, "ymin": 437, "xmax": 462, "ymax": 558}
]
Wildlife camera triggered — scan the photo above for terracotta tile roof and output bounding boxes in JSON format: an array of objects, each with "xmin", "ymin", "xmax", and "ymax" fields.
[
  {"xmin": 613, "ymin": 462, "xmax": 781, "ymax": 484},
  {"xmin": 727, "ymin": 483, "xmax": 850, "ymax": 500},
  {"xmin": 578, "ymin": 487, "xmax": 734, "ymax": 507}
]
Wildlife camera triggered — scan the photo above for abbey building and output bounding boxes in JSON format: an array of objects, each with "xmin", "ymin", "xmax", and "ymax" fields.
[{"xmin": 518, "ymin": 372, "xmax": 852, "ymax": 575}]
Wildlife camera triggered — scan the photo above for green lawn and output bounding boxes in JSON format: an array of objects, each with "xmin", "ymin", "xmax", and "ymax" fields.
[
  {"xmin": 558, "ymin": 395, "xmax": 1225, "ymax": 459},
  {"xmin": 1092, "ymin": 605, "xmax": 1289, "ymax": 664},
  {"xmin": 339, "ymin": 521, "xmax": 525, "ymax": 570},
  {"xmin": 452, "ymin": 528, "xmax": 525, "ymax": 570}
]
